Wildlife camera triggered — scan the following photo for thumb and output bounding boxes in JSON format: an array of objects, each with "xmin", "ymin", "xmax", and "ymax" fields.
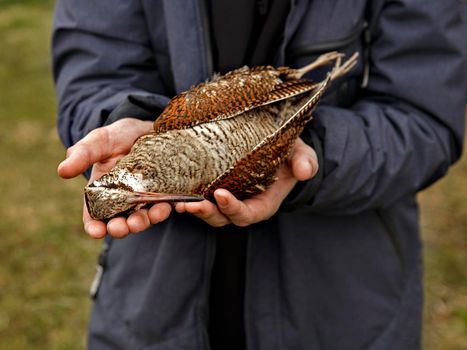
[
  {"xmin": 57, "ymin": 127, "xmax": 112, "ymax": 179},
  {"xmin": 288, "ymin": 138, "xmax": 319, "ymax": 181},
  {"xmin": 57, "ymin": 118, "xmax": 154, "ymax": 179}
]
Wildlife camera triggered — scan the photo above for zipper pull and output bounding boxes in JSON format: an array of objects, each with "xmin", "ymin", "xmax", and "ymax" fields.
[
  {"xmin": 90, "ymin": 265, "xmax": 104, "ymax": 299},
  {"xmin": 89, "ymin": 238, "xmax": 112, "ymax": 299},
  {"xmin": 257, "ymin": 0, "xmax": 269, "ymax": 15}
]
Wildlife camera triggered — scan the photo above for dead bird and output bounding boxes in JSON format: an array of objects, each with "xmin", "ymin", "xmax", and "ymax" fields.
[{"xmin": 85, "ymin": 51, "xmax": 358, "ymax": 220}]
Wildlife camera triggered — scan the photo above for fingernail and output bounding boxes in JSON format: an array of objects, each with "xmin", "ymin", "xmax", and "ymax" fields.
[
  {"xmin": 217, "ymin": 195, "xmax": 228, "ymax": 208},
  {"xmin": 301, "ymin": 160, "xmax": 312, "ymax": 176},
  {"xmin": 58, "ymin": 157, "xmax": 68, "ymax": 167}
]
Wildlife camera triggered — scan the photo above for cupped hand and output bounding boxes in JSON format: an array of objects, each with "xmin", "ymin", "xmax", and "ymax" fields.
[
  {"xmin": 57, "ymin": 118, "xmax": 173, "ymax": 239},
  {"xmin": 175, "ymin": 138, "xmax": 318, "ymax": 227}
]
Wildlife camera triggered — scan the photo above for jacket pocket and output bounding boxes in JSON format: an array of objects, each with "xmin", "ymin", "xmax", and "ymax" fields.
[
  {"xmin": 287, "ymin": 20, "xmax": 368, "ymax": 58},
  {"xmin": 375, "ymin": 209, "xmax": 406, "ymax": 273},
  {"xmin": 286, "ymin": 19, "xmax": 370, "ymax": 108}
]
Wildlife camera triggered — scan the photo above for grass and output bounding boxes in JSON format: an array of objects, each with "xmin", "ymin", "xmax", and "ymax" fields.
[
  {"xmin": 0, "ymin": 2, "xmax": 465, "ymax": 349},
  {"xmin": 421, "ymin": 153, "xmax": 467, "ymax": 350},
  {"xmin": 0, "ymin": 3, "xmax": 100, "ymax": 349}
]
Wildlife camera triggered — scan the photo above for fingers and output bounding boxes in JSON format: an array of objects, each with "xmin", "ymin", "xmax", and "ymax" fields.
[
  {"xmin": 127, "ymin": 210, "xmax": 151, "ymax": 233},
  {"xmin": 108, "ymin": 209, "xmax": 155, "ymax": 237},
  {"xmin": 83, "ymin": 210, "xmax": 156, "ymax": 239},
  {"xmin": 83, "ymin": 198, "xmax": 109, "ymax": 239},
  {"xmin": 84, "ymin": 220, "xmax": 108, "ymax": 239},
  {"xmin": 83, "ymin": 202, "xmax": 172, "ymax": 239},
  {"xmin": 288, "ymin": 138, "xmax": 319, "ymax": 181},
  {"xmin": 148, "ymin": 203, "xmax": 173, "ymax": 224},
  {"xmin": 106, "ymin": 217, "xmax": 130, "ymax": 238},
  {"xmin": 214, "ymin": 189, "xmax": 259, "ymax": 226},
  {"xmin": 175, "ymin": 200, "xmax": 231, "ymax": 227},
  {"xmin": 176, "ymin": 189, "xmax": 273, "ymax": 227}
]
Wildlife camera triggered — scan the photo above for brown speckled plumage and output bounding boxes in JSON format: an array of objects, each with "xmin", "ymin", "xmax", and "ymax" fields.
[{"xmin": 85, "ymin": 52, "xmax": 358, "ymax": 220}]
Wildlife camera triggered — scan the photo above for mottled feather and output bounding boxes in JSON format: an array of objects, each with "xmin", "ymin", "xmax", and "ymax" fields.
[
  {"xmin": 85, "ymin": 52, "xmax": 359, "ymax": 220},
  {"xmin": 154, "ymin": 69, "xmax": 317, "ymax": 134},
  {"xmin": 201, "ymin": 76, "xmax": 330, "ymax": 200}
]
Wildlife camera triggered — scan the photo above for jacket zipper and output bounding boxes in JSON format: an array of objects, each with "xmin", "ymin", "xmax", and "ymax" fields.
[
  {"xmin": 198, "ymin": 0, "xmax": 214, "ymax": 77},
  {"xmin": 287, "ymin": 20, "xmax": 368, "ymax": 58}
]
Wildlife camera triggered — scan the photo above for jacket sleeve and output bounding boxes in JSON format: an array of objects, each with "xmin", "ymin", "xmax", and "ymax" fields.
[
  {"xmin": 284, "ymin": 0, "xmax": 466, "ymax": 215},
  {"xmin": 52, "ymin": 0, "xmax": 171, "ymax": 148}
]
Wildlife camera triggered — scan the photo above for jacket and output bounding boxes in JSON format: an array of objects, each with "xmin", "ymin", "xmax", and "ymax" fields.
[{"xmin": 52, "ymin": 1, "xmax": 467, "ymax": 349}]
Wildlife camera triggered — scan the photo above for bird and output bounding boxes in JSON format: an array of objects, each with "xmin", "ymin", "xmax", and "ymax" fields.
[{"xmin": 85, "ymin": 51, "xmax": 358, "ymax": 220}]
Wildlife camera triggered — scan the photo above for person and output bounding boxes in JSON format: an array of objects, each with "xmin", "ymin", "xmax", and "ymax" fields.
[{"xmin": 53, "ymin": 1, "xmax": 466, "ymax": 349}]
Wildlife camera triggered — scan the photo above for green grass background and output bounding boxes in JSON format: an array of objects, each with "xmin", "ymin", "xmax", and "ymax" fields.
[{"xmin": 0, "ymin": 1, "xmax": 465, "ymax": 349}]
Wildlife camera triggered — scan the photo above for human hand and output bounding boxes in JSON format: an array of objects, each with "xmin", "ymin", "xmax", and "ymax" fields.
[
  {"xmin": 57, "ymin": 118, "xmax": 173, "ymax": 239},
  {"xmin": 175, "ymin": 138, "xmax": 318, "ymax": 227}
]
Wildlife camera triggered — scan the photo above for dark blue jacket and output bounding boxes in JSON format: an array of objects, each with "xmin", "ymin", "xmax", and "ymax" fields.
[{"xmin": 53, "ymin": 1, "xmax": 467, "ymax": 349}]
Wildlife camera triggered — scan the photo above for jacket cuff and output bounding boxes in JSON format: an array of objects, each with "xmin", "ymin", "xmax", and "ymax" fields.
[
  {"xmin": 280, "ymin": 124, "xmax": 324, "ymax": 212},
  {"xmin": 104, "ymin": 94, "xmax": 169, "ymax": 126}
]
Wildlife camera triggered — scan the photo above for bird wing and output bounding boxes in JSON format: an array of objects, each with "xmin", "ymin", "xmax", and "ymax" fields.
[
  {"xmin": 199, "ymin": 77, "xmax": 330, "ymax": 201},
  {"xmin": 153, "ymin": 67, "xmax": 317, "ymax": 134}
]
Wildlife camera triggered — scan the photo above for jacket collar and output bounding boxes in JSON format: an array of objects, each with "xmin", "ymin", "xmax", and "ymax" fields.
[
  {"xmin": 277, "ymin": 0, "xmax": 310, "ymax": 65},
  {"xmin": 162, "ymin": 0, "xmax": 212, "ymax": 93},
  {"xmin": 163, "ymin": 0, "xmax": 310, "ymax": 92}
]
